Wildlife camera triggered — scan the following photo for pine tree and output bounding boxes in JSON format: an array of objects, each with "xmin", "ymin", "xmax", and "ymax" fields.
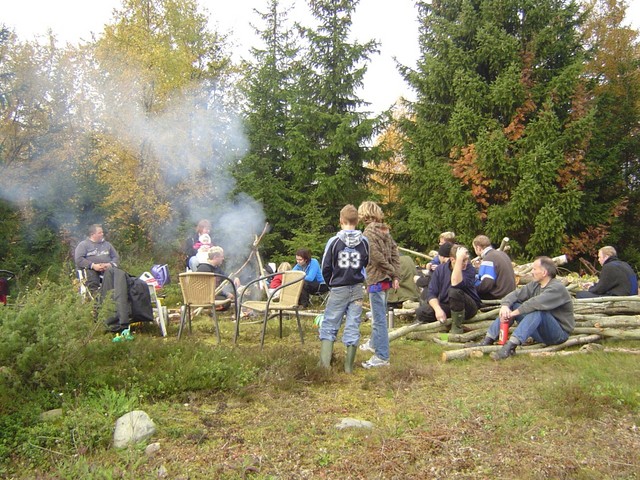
[
  {"xmin": 236, "ymin": 0, "xmax": 302, "ymax": 259},
  {"xmin": 400, "ymin": 0, "xmax": 595, "ymax": 257},
  {"xmin": 239, "ymin": 0, "xmax": 380, "ymax": 259},
  {"xmin": 288, "ymin": 0, "xmax": 380, "ymax": 254}
]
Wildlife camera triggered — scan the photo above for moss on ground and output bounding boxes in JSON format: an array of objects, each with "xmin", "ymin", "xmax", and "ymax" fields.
[{"xmin": 6, "ymin": 311, "xmax": 640, "ymax": 479}]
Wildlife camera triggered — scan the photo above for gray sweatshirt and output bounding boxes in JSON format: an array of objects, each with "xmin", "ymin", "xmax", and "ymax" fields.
[
  {"xmin": 74, "ymin": 238, "xmax": 120, "ymax": 270},
  {"xmin": 501, "ymin": 278, "xmax": 575, "ymax": 334}
]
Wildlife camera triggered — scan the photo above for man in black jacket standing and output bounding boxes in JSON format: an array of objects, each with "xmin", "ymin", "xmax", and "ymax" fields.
[{"xmin": 576, "ymin": 246, "xmax": 638, "ymax": 298}]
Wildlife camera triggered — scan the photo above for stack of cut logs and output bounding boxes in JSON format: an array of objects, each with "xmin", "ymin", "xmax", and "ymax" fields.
[{"xmin": 392, "ymin": 242, "xmax": 640, "ymax": 361}]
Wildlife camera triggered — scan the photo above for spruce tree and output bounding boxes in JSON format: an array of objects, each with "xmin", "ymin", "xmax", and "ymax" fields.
[
  {"xmin": 236, "ymin": 0, "xmax": 302, "ymax": 260},
  {"xmin": 576, "ymin": 0, "xmax": 640, "ymax": 266},
  {"xmin": 288, "ymin": 0, "xmax": 380, "ymax": 254},
  {"xmin": 400, "ymin": 0, "xmax": 594, "ymax": 257},
  {"xmin": 239, "ymin": 0, "xmax": 380, "ymax": 258}
]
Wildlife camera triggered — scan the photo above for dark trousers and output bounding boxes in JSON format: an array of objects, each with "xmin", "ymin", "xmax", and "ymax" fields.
[
  {"xmin": 575, "ymin": 291, "xmax": 602, "ymax": 299},
  {"xmin": 84, "ymin": 268, "xmax": 103, "ymax": 295},
  {"xmin": 415, "ymin": 288, "xmax": 479, "ymax": 323},
  {"xmin": 299, "ymin": 281, "xmax": 328, "ymax": 307},
  {"xmin": 101, "ymin": 267, "xmax": 131, "ymax": 332}
]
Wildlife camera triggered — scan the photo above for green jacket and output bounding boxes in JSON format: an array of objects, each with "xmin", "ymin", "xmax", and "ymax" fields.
[{"xmin": 387, "ymin": 255, "xmax": 420, "ymax": 304}]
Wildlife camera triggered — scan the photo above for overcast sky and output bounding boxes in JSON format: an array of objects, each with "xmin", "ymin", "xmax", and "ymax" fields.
[
  {"xmin": 2, "ymin": 0, "xmax": 421, "ymax": 116},
  {"xmin": 3, "ymin": 0, "xmax": 639, "ymax": 116}
]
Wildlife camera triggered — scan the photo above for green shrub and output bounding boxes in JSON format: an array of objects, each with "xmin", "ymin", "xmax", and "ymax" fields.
[
  {"xmin": 0, "ymin": 278, "xmax": 96, "ymax": 402},
  {"xmin": 6, "ymin": 387, "xmax": 141, "ymax": 470},
  {"xmin": 0, "ymin": 276, "xmax": 260, "ymax": 473},
  {"xmin": 78, "ymin": 338, "xmax": 258, "ymax": 399}
]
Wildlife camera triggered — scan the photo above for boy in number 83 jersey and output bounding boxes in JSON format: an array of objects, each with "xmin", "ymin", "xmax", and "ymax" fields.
[{"xmin": 318, "ymin": 204, "xmax": 370, "ymax": 373}]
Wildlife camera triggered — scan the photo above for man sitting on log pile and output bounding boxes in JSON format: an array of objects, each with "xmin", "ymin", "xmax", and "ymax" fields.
[
  {"xmin": 576, "ymin": 246, "xmax": 638, "ymax": 299},
  {"xmin": 468, "ymin": 256, "xmax": 575, "ymax": 360},
  {"xmin": 471, "ymin": 235, "xmax": 517, "ymax": 301},
  {"xmin": 415, "ymin": 243, "xmax": 481, "ymax": 334}
]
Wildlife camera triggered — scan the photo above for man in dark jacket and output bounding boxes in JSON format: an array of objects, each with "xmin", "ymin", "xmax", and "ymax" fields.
[
  {"xmin": 576, "ymin": 246, "xmax": 638, "ymax": 298},
  {"xmin": 415, "ymin": 243, "xmax": 482, "ymax": 334}
]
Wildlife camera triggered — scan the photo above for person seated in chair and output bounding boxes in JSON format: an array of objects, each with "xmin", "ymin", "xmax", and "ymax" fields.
[
  {"xmin": 75, "ymin": 224, "xmax": 120, "ymax": 296},
  {"xmin": 268, "ymin": 262, "xmax": 292, "ymax": 299},
  {"xmin": 293, "ymin": 248, "xmax": 328, "ymax": 307},
  {"xmin": 197, "ymin": 247, "xmax": 241, "ymax": 309}
]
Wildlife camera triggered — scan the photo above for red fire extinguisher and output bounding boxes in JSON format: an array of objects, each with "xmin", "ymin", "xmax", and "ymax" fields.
[{"xmin": 498, "ymin": 320, "xmax": 509, "ymax": 345}]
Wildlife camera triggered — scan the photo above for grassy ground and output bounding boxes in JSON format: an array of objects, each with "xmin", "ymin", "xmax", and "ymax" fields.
[{"xmin": 15, "ymin": 309, "xmax": 640, "ymax": 479}]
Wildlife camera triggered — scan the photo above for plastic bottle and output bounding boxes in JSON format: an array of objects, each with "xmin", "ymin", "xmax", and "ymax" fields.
[{"xmin": 498, "ymin": 321, "xmax": 509, "ymax": 345}]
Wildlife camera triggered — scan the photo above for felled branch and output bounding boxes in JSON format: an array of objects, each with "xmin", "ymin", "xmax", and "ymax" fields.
[{"xmin": 441, "ymin": 334, "xmax": 603, "ymax": 362}]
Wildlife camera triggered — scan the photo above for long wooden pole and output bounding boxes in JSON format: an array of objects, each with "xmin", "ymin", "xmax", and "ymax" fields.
[{"xmin": 398, "ymin": 246, "xmax": 434, "ymax": 260}]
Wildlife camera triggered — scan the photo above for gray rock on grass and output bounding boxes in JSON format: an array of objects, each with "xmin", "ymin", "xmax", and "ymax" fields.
[{"xmin": 113, "ymin": 410, "xmax": 156, "ymax": 448}]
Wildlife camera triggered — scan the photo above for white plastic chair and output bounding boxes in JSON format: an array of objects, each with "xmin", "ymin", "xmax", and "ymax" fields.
[{"xmin": 139, "ymin": 272, "xmax": 168, "ymax": 337}]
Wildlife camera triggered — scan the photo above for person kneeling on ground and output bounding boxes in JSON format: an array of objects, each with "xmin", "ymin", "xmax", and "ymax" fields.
[
  {"xmin": 469, "ymin": 256, "xmax": 575, "ymax": 360},
  {"xmin": 415, "ymin": 243, "xmax": 481, "ymax": 334}
]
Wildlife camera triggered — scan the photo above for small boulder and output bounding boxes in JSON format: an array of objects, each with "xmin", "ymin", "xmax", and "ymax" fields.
[
  {"xmin": 145, "ymin": 442, "xmax": 161, "ymax": 456},
  {"xmin": 113, "ymin": 410, "xmax": 156, "ymax": 448},
  {"xmin": 335, "ymin": 418, "xmax": 374, "ymax": 430}
]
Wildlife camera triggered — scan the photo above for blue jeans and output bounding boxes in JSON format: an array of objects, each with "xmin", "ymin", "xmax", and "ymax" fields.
[
  {"xmin": 487, "ymin": 303, "xmax": 569, "ymax": 346},
  {"xmin": 369, "ymin": 289, "xmax": 390, "ymax": 361},
  {"xmin": 319, "ymin": 284, "xmax": 364, "ymax": 346}
]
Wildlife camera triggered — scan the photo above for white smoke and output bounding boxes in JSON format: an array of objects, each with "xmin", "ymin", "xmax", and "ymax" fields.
[{"xmin": 0, "ymin": 36, "xmax": 266, "ymax": 270}]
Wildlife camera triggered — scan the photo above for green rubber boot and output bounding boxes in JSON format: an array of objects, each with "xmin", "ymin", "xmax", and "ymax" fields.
[
  {"xmin": 319, "ymin": 340, "xmax": 334, "ymax": 369},
  {"xmin": 450, "ymin": 309, "xmax": 465, "ymax": 335},
  {"xmin": 344, "ymin": 345, "xmax": 357, "ymax": 374}
]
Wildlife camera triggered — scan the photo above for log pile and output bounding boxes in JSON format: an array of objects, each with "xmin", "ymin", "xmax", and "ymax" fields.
[
  {"xmin": 383, "ymin": 241, "xmax": 640, "ymax": 359},
  {"xmin": 387, "ymin": 286, "xmax": 640, "ymax": 362}
]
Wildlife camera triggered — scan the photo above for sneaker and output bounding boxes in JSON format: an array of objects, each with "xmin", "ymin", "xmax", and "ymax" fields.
[
  {"xmin": 359, "ymin": 338, "xmax": 374, "ymax": 353},
  {"xmin": 361, "ymin": 355, "xmax": 390, "ymax": 369}
]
